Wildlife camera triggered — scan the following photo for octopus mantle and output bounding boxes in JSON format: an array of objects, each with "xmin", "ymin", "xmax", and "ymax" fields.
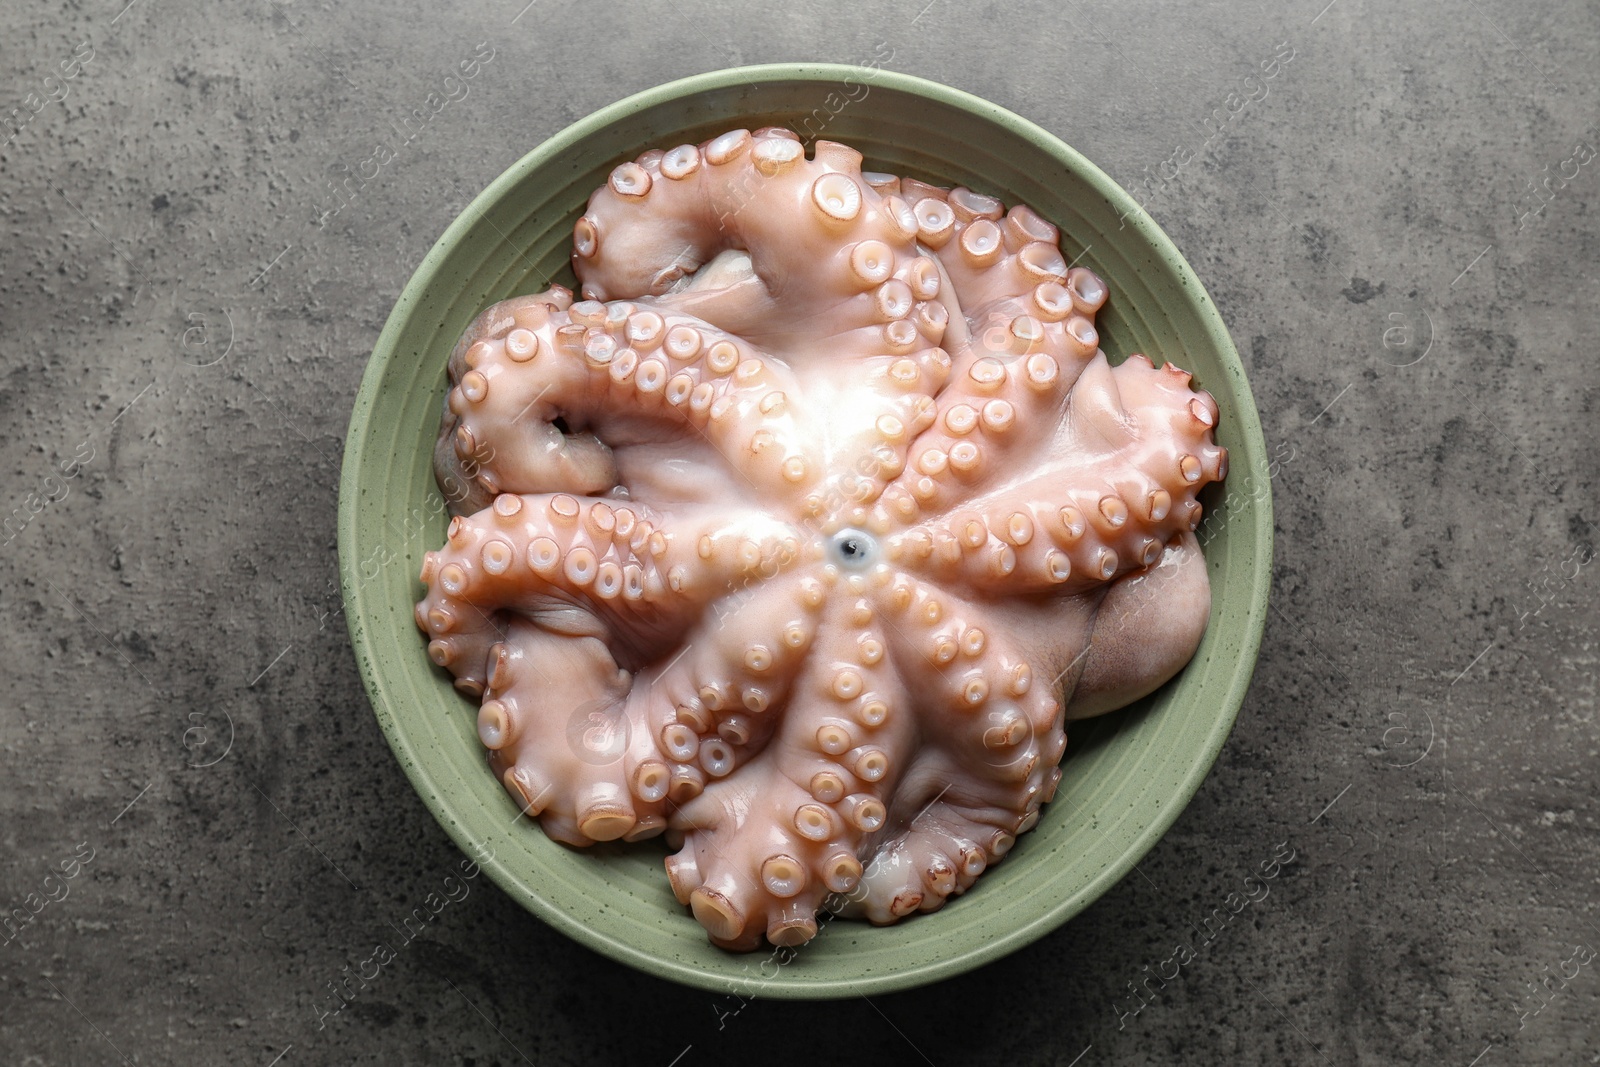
[{"xmin": 416, "ymin": 127, "xmax": 1225, "ymax": 950}]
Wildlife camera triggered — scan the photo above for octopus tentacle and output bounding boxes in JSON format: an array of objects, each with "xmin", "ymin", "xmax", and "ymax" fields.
[
  {"xmin": 480, "ymin": 617, "xmax": 665, "ymax": 846},
  {"xmin": 862, "ymin": 184, "xmax": 1114, "ymax": 524},
  {"xmin": 576, "ymin": 133, "xmax": 960, "ymax": 505},
  {"xmin": 900, "ymin": 180, "xmax": 1109, "ymax": 457},
  {"xmin": 870, "ymin": 584, "xmax": 1070, "ymax": 788},
  {"xmin": 899, "ymin": 276, "xmax": 1107, "ymax": 518},
  {"xmin": 483, "ymin": 565, "xmax": 830, "ymax": 848},
  {"xmin": 571, "ymin": 132, "xmax": 977, "ymax": 516},
  {"xmin": 416, "ymin": 493, "xmax": 782, "ymax": 689},
  {"xmin": 853, "ymin": 595, "xmax": 1069, "ymax": 920},
  {"xmin": 435, "ymin": 288, "xmax": 590, "ymax": 515},
  {"xmin": 846, "ymin": 755, "xmax": 1059, "ymax": 922},
  {"xmin": 634, "ymin": 566, "xmax": 826, "ymax": 799},
  {"xmin": 664, "ymin": 592, "xmax": 917, "ymax": 949},
  {"xmin": 575, "ymin": 132, "xmax": 915, "ymax": 328},
  {"xmin": 436, "ymin": 291, "xmax": 846, "ymax": 506},
  {"xmin": 889, "ymin": 352, "xmax": 1226, "ymax": 597},
  {"xmin": 903, "ymin": 179, "xmax": 1104, "ymax": 338}
]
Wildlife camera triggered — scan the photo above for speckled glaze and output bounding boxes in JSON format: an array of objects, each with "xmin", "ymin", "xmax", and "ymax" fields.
[{"xmin": 339, "ymin": 64, "xmax": 1271, "ymax": 996}]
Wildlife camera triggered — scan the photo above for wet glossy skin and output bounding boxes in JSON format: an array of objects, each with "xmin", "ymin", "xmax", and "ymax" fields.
[{"xmin": 416, "ymin": 127, "xmax": 1226, "ymax": 949}]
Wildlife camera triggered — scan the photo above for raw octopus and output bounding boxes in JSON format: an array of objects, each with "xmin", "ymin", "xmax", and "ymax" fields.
[{"xmin": 415, "ymin": 126, "xmax": 1225, "ymax": 950}]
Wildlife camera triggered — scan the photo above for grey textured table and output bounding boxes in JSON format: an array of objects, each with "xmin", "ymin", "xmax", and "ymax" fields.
[{"xmin": 3, "ymin": 0, "xmax": 1596, "ymax": 1063}]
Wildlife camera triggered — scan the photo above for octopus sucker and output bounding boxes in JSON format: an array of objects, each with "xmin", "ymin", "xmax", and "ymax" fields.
[{"xmin": 417, "ymin": 126, "xmax": 1226, "ymax": 948}]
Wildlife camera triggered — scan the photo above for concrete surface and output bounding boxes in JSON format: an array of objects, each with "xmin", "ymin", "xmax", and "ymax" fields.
[{"xmin": 2, "ymin": 0, "xmax": 1597, "ymax": 1063}]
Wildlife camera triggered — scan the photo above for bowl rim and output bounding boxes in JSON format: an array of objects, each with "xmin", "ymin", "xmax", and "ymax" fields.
[{"xmin": 339, "ymin": 61, "xmax": 1273, "ymax": 998}]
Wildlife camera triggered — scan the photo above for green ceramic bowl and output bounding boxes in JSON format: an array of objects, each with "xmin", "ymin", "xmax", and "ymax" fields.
[{"xmin": 339, "ymin": 63, "xmax": 1271, "ymax": 998}]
